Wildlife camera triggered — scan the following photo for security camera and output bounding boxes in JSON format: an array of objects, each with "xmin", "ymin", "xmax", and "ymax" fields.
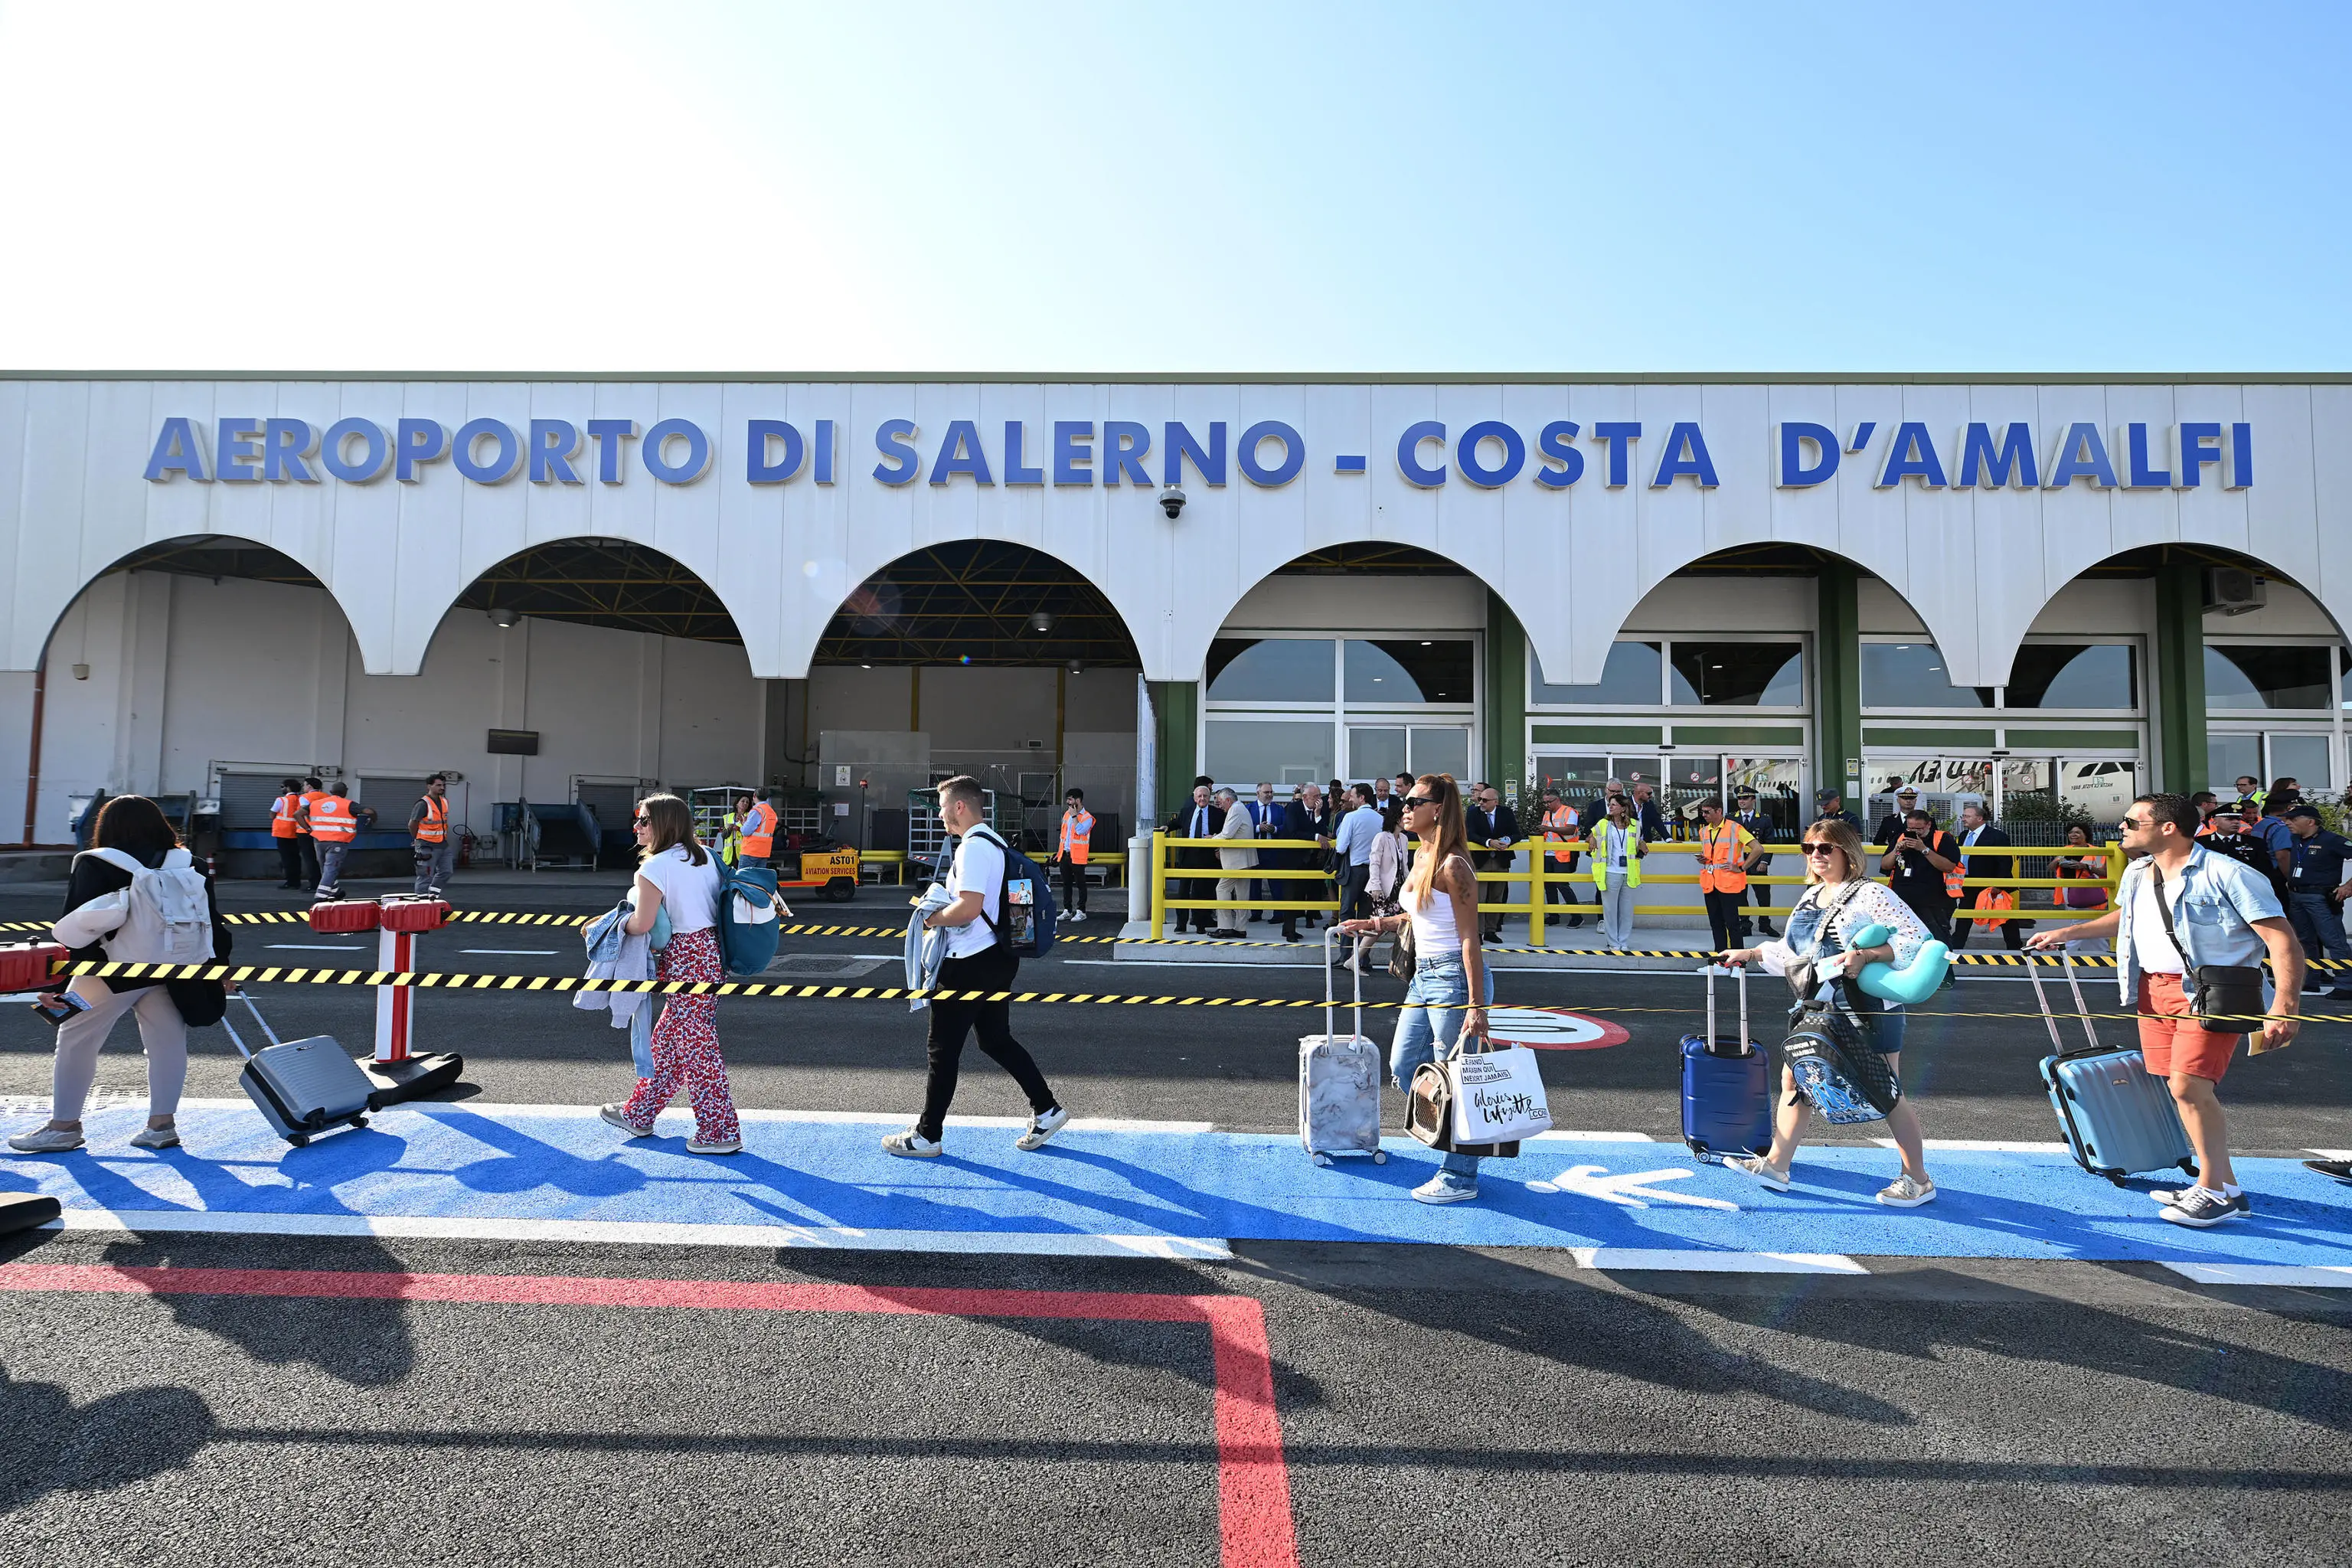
[{"xmin": 1158, "ymin": 485, "xmax": 1185, "ymax": 519}]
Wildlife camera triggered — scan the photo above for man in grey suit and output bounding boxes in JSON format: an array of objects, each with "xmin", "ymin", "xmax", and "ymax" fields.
[{"xmin": 1210, "ymin": 788, "xmax": 1257, "ymax": 939}]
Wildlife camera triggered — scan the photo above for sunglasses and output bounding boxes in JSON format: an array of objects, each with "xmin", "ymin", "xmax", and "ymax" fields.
[
  {"xmin": 1801, "ymin": 842, "xmax": 1840, "ymax": 857},
  {"xmin": 1403, "ymin": 795, "xmax": 1437, "ymax": 808}
]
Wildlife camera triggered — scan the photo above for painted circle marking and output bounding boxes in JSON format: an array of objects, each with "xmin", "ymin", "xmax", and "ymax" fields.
[{"xmin": 1485, "ymin": 1006, "xmax": 1630, "ymax": 1051}]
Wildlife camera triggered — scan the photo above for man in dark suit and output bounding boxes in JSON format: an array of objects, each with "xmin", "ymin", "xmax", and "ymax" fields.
[
  {"xmin": 1466, "ymin": 782, "xmax": 1520, "ymax": 940},
  {"xmin": 1163, "ymin": 782, "xmax": 1224, "ymax": 933},
  {"xmin": 1730, "ymin": 784, "xmax": 1779, "ymax": 938},
  {"xmin": 1949, "ymin": 799, "xmax": 2024, "ymax": 959},
  {"xmin": 1270, "ymin": 785, "xmax": 1325, "ymax": 942},
  {"xmin": 1629, "ymin": 779, "xmax": 1671, "ymax": 844},
  {"xmin": 1241, "ymin": 782, "xmax": 1285, "ymax": 922}
]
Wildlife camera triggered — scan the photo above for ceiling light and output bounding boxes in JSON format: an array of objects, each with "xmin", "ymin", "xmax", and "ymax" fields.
[
  {"xmin": 1030, "ymin": 611, "xmax": 1055, "ymax": 633},
  {"xmin": 490, "ymin": 607, "xmax": 518, "ymax": 629}
]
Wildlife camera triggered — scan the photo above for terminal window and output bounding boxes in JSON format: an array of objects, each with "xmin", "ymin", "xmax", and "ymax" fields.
[
  {"xmin": 1860, "ymin": 642, "xmax": 1995, "ymax": 709},
  {"xmin": 2206, "ymin": 644, "xmax": 2334, "ymax": 710}
]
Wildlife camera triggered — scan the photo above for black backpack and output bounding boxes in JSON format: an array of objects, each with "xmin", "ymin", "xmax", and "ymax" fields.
[{"xmin": 2200, "ymin": 828, "xmax": 2288, "ymax": 901}]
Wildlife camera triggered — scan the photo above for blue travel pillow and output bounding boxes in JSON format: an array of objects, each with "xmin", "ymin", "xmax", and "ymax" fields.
[{"xmin": 1841, "ymin": 921, "xmax": 1951, "ymax": 1005}]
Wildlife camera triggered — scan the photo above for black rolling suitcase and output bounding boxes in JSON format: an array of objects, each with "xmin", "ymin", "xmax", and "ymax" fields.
[{"xmin": 221, "ymin": 994, "xmax": 374, "ymax": 1147}]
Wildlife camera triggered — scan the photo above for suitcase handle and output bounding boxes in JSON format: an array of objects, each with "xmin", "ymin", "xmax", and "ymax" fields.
[
  {"xmin": 218, "ymin": 991, "xmax": 284, "ymax": 1062},
  {"xmin": 1321, "ymin": 923, "xmax": 1363, "ymax": 1040}
]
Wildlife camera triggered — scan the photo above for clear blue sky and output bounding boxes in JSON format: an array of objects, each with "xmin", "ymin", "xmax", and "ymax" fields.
[{"xmin": 2, "ymin": 2, "xmax": 2344, "ymax": 372}]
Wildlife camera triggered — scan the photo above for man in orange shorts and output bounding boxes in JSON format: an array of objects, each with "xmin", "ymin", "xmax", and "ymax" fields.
[{"xmin": 2029, "ymin": 792, "xmax": 2302, "ymax": 1227}]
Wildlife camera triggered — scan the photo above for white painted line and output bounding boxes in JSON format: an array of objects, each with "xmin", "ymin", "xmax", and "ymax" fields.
[
  {"xmin": 266, "ymin": 944, "xmax": 366, "ymax": 952},
  {"xmin": 1873, "ymin": 1138, "xmax": 2073, "ymax": 1153},
  {"xmin": 2161, "ymin": 1261, "xmax": 2352, "ymax": 1289},
  {"xmin": 1530, "ymin": 1130, "xmax": 1657, "ymax": 1142},
  {"xmin": 42, "ymin": 1207, "xmax": 1231, "ymax": 1259},
  {"xmin": 152, "ymin": 1099, "xmax": 1218, "ymax": 1135},
  {"xmin": 459, "ymin": 949, "xmax": 559, "ymax": 956},
  {"xmin": 1067, "ymin": 959, "xmax": 1329, "ymax": 970},
  {"xmin": 1572, "ymin": 1248, "xmax": 1868, "ymax": 1275}
]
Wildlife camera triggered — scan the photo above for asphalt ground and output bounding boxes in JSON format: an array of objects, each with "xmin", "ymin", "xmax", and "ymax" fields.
[{"xmin": 5, "ymin": 872, "xmax": 2351, "ymax": 1563}]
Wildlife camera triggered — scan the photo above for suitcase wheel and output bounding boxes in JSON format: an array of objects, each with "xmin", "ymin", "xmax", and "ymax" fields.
[
  {"xmin": 1312, "ymin": 1152, "xmax": 1332, "ymax": 1167},
  {"xmin": 351, "ymin": 1116, "xmax": 368, "ymax": 1130},
  {"xmin": 1372, "ymin": 1150, "xmax": 1388, "ymax": 1165},
  {"xmin": 2105, "ymin": 1173, "xmax": 2126, "ymax": 1187},
  {"xmin": 286, "ymin": 1133, "xmax": 309, "ymax": 1148}
]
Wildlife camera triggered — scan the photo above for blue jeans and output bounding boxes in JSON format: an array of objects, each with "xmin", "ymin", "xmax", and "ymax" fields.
[
  {"xmin": 1389, "ymin": 952, "xmax": 1496, "ymax": 1179},
  {"xmin": 2288, "ymin": 891, "xmax": 2350, "ymax": 965}
]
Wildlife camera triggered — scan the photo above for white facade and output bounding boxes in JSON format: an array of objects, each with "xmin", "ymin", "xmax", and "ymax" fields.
[{"xmin": 6, "ymin": 375, "xmax": 2344, "ymax": 693}]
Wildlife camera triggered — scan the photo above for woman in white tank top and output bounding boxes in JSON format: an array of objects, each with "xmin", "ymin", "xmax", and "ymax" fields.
[{"xmin": 1338, "ymin": 773, "xmax": 1494, "ymax": 1206}]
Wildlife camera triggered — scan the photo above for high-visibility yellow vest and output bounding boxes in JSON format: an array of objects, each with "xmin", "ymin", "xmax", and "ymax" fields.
[
  {"xmin": 1588, "ymin": 820, "xmax": 1642, "ymax": 890},
  {"xmin": 1697, "ymin": 821, "xmax": 1751, "ymax": 893}
]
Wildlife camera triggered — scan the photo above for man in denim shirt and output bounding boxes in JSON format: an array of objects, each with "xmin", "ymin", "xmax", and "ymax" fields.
[{"xmin": 2028, "ymin": 792, "xmax": 2303, "ymax": 1228}]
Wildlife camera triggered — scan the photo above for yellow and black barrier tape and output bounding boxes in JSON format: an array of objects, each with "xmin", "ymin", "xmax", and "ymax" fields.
[
  {"xmin": 37, "ymin": 957, "xmax": 2350, "ymax": 1027},
  {"xmin": 13, "ymin": 908, "xmax": 2352, "ymax": 973}
]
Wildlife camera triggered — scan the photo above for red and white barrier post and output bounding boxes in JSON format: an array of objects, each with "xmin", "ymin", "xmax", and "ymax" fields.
[
  {"xmin": 375, "ymin": 923, "xmax": 418, "ymax": 1064},
  {"xmin": 356, "ymin": 897, "xmax": 465, "ymax": 1104}
]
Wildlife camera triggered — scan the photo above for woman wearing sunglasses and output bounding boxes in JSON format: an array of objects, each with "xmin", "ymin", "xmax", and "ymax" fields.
[
  {"xmin": 1338, "ymin": 773, "xmax": 1494, "ymax": 1204},
  {"xmin": 1718, "ymin": 815, "xmax": 1939, "ymax": 1207},
  {"xmin": 600, "ymin": 794, "xmax": 741, "ymax": 1155}
]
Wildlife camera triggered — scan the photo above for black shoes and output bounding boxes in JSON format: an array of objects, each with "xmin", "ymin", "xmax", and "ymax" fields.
[{"xmin": 2304, "ymin": 1159, "xmax": 2352, "ymax": 1185}]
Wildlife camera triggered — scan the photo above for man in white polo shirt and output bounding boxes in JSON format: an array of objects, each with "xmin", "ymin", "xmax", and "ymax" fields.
[{"xmin": 884, "ymin": 776, "xmax": 1068, "ymax": 1159}]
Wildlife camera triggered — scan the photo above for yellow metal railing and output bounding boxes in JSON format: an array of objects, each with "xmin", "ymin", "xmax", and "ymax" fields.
[{"xmin": 1148, "ymin": 831, "xmax": 2123, "ymax": 946}]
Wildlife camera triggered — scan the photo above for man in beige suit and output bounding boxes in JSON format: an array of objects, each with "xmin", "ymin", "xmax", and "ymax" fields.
[{"xmin": 1210, "ymin": 787, "xmax": 1256, "ymax": 939}]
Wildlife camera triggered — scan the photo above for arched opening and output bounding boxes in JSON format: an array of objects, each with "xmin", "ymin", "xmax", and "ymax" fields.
[
  {"xmin": 15, "ymin": 534, "xmax": 358, "ymax": 855},
  {"xmin": 410, "ymin": 538, "xmax": 755, "ymax": 868},
  {"xmin": 2060, "ymin": 543, "xmax": 2350, "ymax": 807},
  {"xmin": 812, "ymin": 541, "xmax": 1144, "ymax": 861},
  {"xmin": 1203, "ymin": 544, "xmax": 1485, "ymax": 801}
]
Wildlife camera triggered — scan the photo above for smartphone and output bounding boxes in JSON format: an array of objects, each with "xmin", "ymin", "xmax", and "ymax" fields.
[{"xmin": 31, "ymin": 991, "xmax": 91, "ymax": 1027}]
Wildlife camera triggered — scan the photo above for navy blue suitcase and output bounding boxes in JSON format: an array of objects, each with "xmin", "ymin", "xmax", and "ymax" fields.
[{"xmin": 1683, "ymin": 962, "xmax": 1772, "ymax": 1164}]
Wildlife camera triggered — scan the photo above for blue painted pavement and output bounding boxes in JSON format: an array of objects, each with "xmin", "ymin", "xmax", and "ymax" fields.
[{"xmin": 3, "ymin": 1100, "xmax": 2350, "ymax": 1266}]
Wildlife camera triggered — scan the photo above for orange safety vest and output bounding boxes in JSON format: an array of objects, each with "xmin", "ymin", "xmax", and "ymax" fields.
[
  {"xmin": 1057, "ymin": 808, "xmax": 1094, "ymax": 864},
  {"xmin": 1973, "ymin": 887, "xmax": 2016, "ymax": 927},
  {"xmin": 740, "ymin": 802, "xmax": 779, "ymax": 860},
  {"xmin": 414, "ymin": 795, "xmax": 448, "ymax": 844},
  {"xmin": 270, "ymin": 793, "xmax": 302, "ymax": 839},
  {"xmin": 299, "ymin": 789, "xmax": 328, "ymax": 835},
  {"xmin": 1697, "ymin": 820, "xmax": 1751, "ymax": 893},
  {"xmin": 1543, "ymin": 804, "xmax": 1578, "ymax": 864},
  {"xmin": 309, "ymin": 795, "xmax": 358, "ymax": 844}
]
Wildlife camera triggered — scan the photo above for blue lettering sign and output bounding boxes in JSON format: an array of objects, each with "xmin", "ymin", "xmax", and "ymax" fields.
[
  {"xmin": 872, "ymin": 419, "xmax": 920, "ymax": 485},
  {"xmin": 1397, "ymin": 420, "xmax": 1446, "ymax": 488},
  {"xmin": 1236, "ymin": 420, "xmax": 1303, "ymax": 487},
  {"xmin": 1458, "ymin": 420, "xmax": 1525, "ymax": 488},
  {"xmin": 1004, "ymin": 420, "xmax": 1044, "ymax": 485},
  {"xmin": 746, "ymin": 420, "xmax": 804, "ymax": 485},
  {"xmin": 143, "ymin": 416, "xmax": 210, "ymax": 482},
  {"xmin": 2178, "ymin": 422, "xmax": 2224, "ymax": 488},
  {"xmin": 1105, "ymin": 421, "xmax": 1152, "ymax": 486},
  {"xmin": 2229, "ymin": 422, "xmax": 2252, "ymax": 488},
  {"xmin": 263, "ymin": 418, "xmax": 318, "ymax": 483},
  {"xmin": 531, "ymin": 420, "xmax": 583, "ymax": 485},
  {"xmin": 215, "ymin": 417, "xmax": 264, "ymax": 485},
  {"xmin": 320, "ymin": 418, "xmax": 389, "ymax": 483},
  {"xmin": 1534, "ymin": 420, "xmax": 1583, "ymax": 488},
  {"xmin": 1775, "ymin": 422, "xmax": 1838, "ymax": 487},
  {"xmin": 2122, "ymin": 423, "xmax": 2172, "ymax": 489},
  {"xmin": 929, "ymin": 420, "xmax": 993, "ymax": 486},
  {"xmin": 395, "ymin": 418, "xmax": 447, "ymax": 484},
  {"xmin": 452, "ymin": 418, "xmax": 522, "ymax": 484},
  {"xmin": 814, "ymin": 419, "xmax": 835, "ymax": 485},
  {"xmin": 2043, "ymin": 423, "xmax": 2117, "ymax": 489},
  {"xmin": 1875, "ymin": 422, "xmax": 1947, "ymax": 489},
  {"xmin": 1650, "ymin": 421, "xmax": 1719, "ymax": 488},
  {"xmin": 1591, "ymin": 422, "xmax": 1641, "ymax": 488},
  {"xmin": 586, "ymin": 420, "xmax": 635, "ymax": 484},
  {"xmin": 1053, "ymin": 421, "xmax": 1094, "ymax": 485},
  {"xmin": 1957, "ymin": 423, "xmax": 2037, "ymax": 488},
  {"xmin": 1164, "ymin": 421, "xmax": 1226, "ymax": 486}
]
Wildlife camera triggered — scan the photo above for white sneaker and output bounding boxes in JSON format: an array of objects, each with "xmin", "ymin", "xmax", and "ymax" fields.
[
  {"xmin": 883, "ymin": 1128, "xmax": 943, "ymax": 1158},
  {"xmin": 1875, "ymin": 1174, "xmax": 1938, "ymax": 1208},
  {"xmin": 599, "ymin": 1103, "xmax": 656, "ymax": 1138},
  {"xmin": 1725, "ymin": 1154, "xmax": 1790, "ymax": 1192},
  {"xmin": 6, "ymin": 1125, "xmax": 84, "ymax": 1155},
  {"xmin": 686, "ymin": 1135, "xmax": 742, "ymax": 1155},
  {"xmin": 128, "ymin": 1124, "xmax": 181, "ymax": 1150},
  {"xmin": 1067, "ymin": 910, "xmax": 1086, "ymax": 923},
  {"xmin": 1016, "ymin": 1106, "xmax": 1070, "ymax": 1151}
]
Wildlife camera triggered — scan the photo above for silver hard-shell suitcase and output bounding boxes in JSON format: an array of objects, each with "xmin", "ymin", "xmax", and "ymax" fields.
[
  {"xmin": 221, "ymin": 994, "xmax": 375, "ymax": 1146},
  {"xmin": 1299, "ymin": 926, "xmax": 1387, "ymax": 1166},
  {"xmin": 2030, "ymin": 952, "xmax": 2196, "ymax": 1185}
]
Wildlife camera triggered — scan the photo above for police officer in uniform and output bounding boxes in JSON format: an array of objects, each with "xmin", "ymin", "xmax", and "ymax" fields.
[{"xmin": 1730, "ymin": 784, "xmax": 1779, "ymax": 938}]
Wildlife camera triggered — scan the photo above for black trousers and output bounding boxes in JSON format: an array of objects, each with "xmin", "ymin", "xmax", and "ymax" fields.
[
  {"xmin": 1742, "ymin": 864, "xmax": 1775, "ymax": 926},
  {"xmin": 1953, "ymin": 908, "xmax": 2024, "ymax": 951},
  {"xmin": 276, "ymin": 838, "xmax": 304, "ymax": 886},
  {"xmin": 1900, "ymin": 893, "xmax": 1957, "ymax": 947},
  {"xmin": 1704, "ymin": 890, "xmax": 1748, "ymax": 953},
  {"xmin": 919, "ymin": 946, "xmax": 1057, "ymax": 1142},
  {"xmin": 1057, "ymin": 858, "xmax": 1087, "ymax": 913},
  {"xmin": 296, "ymin": 834, "xmax": 320, "ymax": 888}
]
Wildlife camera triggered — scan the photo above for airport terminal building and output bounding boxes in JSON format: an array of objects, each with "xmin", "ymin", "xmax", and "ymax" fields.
[{"xmin": 2, "ymin": 372, "xmax": 2347, "ymax": 864}]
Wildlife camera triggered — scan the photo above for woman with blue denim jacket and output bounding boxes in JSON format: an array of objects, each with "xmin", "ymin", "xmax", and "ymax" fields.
[
  {"xmin": 1720, "ymin": 815, "xmax": 1940, "ymax": 1207},
  {"xmin": 1339, "ymin": 773, "xmax": 1494, "ymax": 1205}
]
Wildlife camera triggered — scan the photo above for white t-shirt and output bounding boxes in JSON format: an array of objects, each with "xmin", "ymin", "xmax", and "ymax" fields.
[
  {"xmin": 637, "ymin": 844, "xmax": 719, "ymax": 935},
  {"xmin": 2131, "ymin": 870, "xmax": 2187, "ymax": 975},
  {"xmin": 943, "ymin": 829, "xmax": 1007, "ymax": 961}
]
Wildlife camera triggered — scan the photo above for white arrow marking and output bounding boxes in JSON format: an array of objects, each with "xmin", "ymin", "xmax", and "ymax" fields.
[{"xmin": 1526, "ymin": 1165, "xmax": 1741, "ymax": 1211}]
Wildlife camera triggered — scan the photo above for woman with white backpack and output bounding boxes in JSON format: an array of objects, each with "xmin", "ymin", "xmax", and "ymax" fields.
[{"xmin": 8, "ymin": 795, "xmax": 230, "ymax": 1155}]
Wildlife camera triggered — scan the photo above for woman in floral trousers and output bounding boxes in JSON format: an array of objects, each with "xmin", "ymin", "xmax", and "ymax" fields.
[{"xmin": 602, "ymin": 793, "xmax": 742, "ymax": 1155}]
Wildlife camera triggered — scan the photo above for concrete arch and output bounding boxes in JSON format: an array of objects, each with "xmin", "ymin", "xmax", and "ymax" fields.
[
  {"xmin": 23, "ymin": 532, "xmax": 358, "ymax": 674},
  {"xmin": 1181, "ymin": 532, "xmax": 1560, "ymax": 686},
  {"xmin": 410, "ymin": 537, "xmax": 745, "ymax": 673},
  {"xmin": 783, "ymin": 528, "xmax": 1158, "ymax": 679}
]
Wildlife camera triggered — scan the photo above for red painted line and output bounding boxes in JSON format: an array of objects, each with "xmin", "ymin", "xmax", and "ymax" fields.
[{"xmin": 0, "ymin": 1263, "xmax": 1298, "ymax": 1568}]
